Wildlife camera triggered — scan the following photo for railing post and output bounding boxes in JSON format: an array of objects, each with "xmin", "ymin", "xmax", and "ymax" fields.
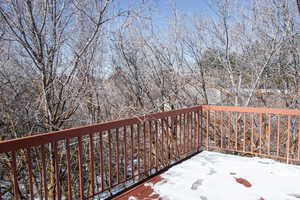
[
  {"xmin": 66, "ymin": 138, "xmax": 73, "ymax": 200},
  {"xmin": 195, "ymin": 111, "xmax": 199, "ymax": 152},
  {"xmin": 77, "ymin": 136, "xmax": 84, "ymax": 199},
  {"xmin": 199, "ymin": 105, "xmax": 203, "ymax": 152},
  {"xmin": 26, "ymin": 148, "xmax": 34, "ymax": 200},
  {"xmin": 206, "ymin": 109, "xmax": 209, "ymax": 150},
  {"xmin": 11, "ymin": 151, "xmax": 20, "ymax": 200},
  {"xmin": 287, "ymin": 115, "xmax": 291, "ymax": 164},
  {"xmin": 298, "ymin": 117, "xmax": 300, "ymax": 161}
]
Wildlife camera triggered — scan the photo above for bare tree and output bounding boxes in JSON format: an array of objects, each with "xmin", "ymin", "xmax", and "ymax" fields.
[{"xmin": 0, "ymin": 0, "xmax": 125, "ymax": 132}]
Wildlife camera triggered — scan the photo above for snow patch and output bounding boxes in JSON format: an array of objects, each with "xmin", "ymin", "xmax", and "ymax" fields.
[
  {"xmin": 128, "ymin": 196, "xmax": 137, "ymax": 200},
  {"xmin": 144, "ymin": 182, "xmax": 154, "ymax": 187},
  {"xmin": 150, "ymin": 151, "xmax": 300, "ymax": 200}
]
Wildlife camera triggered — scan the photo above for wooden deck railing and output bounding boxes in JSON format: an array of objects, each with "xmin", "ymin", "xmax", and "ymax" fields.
[
  {"xmin": 1, "ymin": 105, "xmax": 300, "ymax": 199},
  {"xmin": 202, "ymin": 105, "xmax": 300, "ymax": 164},
  {"xmin": 0, "ymin": 106, "xmax": 202, "ymax": 200}
]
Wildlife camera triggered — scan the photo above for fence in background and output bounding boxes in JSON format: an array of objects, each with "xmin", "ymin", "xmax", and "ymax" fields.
[{"xmin": 1, "ymin": 105, "xmax": 300, "ymax": 199}]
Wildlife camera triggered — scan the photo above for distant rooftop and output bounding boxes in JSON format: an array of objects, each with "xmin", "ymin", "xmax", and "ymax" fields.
[{"xmin": 115, "ymin": 151, "xmax": 300, "ymax": 200}]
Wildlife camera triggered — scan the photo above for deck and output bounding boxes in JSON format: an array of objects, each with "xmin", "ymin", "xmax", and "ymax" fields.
[{"xmin": 115, "ymin": 151, "xmax": 300, "ymax": 200}]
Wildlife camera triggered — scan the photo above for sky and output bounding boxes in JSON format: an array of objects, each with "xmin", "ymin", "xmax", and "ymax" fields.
[
  {"xmin": 157, "ymin": 0, "xmax": 212, "ymax": 15},
  {"xmin": 117, "ymin": 0, "xmax": 253, "ymax": 21},
  {"xmin": 157, "ymin": 0, "xmax": 214, "ymax": 24},
  {"xmin": 118, "ymin": 0, "xmax": 214, "ymax": 22},
  {"xmin": 118, "ymin": 0, "xmax": 211, "ymax": 12}
]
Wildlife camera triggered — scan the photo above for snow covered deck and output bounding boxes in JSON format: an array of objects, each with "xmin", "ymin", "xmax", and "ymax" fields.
[{"xmin": 115, "ymin": 151, "xmax": 300, "ymax": 200}]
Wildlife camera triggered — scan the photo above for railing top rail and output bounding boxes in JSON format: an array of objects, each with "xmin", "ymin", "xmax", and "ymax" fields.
[
  {"xmin": 202, "ymin": 105, "xmax": 300, "ymax": 115},
  {"xmin": 0, "ymin": 105, "xmax": 201, "ymax": 153},
  {"xmin": 3, "ymin": 104, "xmax": 299, "ymax": 154}
]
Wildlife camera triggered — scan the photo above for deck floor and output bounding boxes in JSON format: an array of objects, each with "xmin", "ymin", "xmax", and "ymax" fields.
[{"xmin": 114, "ymin": 151, "xmax": 300, "ymax": 200}]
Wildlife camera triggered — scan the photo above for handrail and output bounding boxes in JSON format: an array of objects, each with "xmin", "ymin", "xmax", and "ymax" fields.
[{"xmin": 202, "ymin": 105, "xmax": 300, "ymax": 115}]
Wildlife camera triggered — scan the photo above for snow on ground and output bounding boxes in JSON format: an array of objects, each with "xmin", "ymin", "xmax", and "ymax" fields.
[{"xmin": 150, "ymin": 151, "xmax": 300, "ymax": 200}]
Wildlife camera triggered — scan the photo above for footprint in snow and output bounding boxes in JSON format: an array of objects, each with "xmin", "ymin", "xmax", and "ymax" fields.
[
  {"xmin": 191, "ymin": 179, "xmax": 203, "ymax": 190},
  {"xmin": 208, "ymin": 168, "xmax": 216, "ymax": 175},
  {"xmin": 288, "ymin": 193, "xmax": 300, "ymax": 199},
  {"xmin": 204, "ymin": 156, "xmax": 217, "ymax": 164},
  {"xmin": 200, "ymin": 196, "xmax": 208, "ymax": 200}
]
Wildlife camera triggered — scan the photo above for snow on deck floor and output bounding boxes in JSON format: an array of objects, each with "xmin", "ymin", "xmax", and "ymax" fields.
[{"xmin": 144, "ymin": 151, "xmax": 300, "ymax": 200}]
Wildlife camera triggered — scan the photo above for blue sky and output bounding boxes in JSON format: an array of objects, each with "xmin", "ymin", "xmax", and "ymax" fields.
[
  {"xmin": 116, "ymin": 0, "xmax": 214, "ymax": 29},
  {"xmin": 118, "ymin": 0, "xmax": 213, "ymax": 18},
  {"xmin": 118, "ymin": 0, "xmax": 252, "ymax": 20},
  {"xmin": 158, "ymin": 0, "xmax": 211, "ymax": 14},
  {"xmin": 116, "ymin": 0, "xmax": 252, "ymax": 32}
]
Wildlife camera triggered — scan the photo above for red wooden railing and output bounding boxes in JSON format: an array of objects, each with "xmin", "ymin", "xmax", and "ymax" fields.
[
  {"xmin": 0, "ymin": 106, "xmax": 202, "ymax": 200},
  {"xmin": 202, "ymin": 105, "xmax": 300, "ymax": 164},
  {"xmin": 1, "ymin": 105, "xmax": 300, "ymax": 200}
]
